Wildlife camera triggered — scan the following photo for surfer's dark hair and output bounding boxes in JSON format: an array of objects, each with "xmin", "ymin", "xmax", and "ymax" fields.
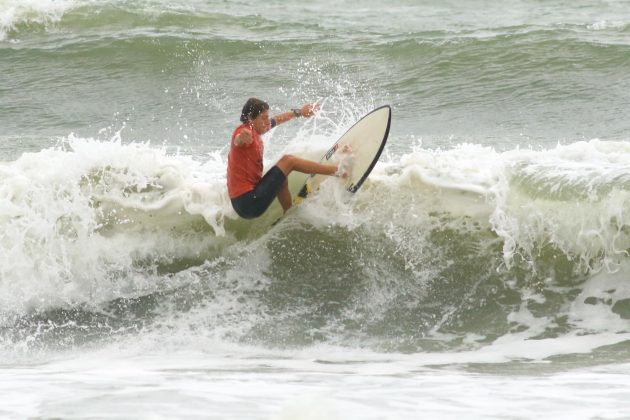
[{"xmin": 240, "ymin": 98, "xmax": 269, "ymax": 122}]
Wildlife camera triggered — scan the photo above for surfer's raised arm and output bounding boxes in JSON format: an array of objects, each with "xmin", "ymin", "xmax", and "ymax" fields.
[{"xmin": 270, "ymin": 103, "xmax": 320, "ymax": 128}]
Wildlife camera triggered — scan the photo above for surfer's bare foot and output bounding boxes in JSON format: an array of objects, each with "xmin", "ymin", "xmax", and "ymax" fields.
[{"xmin": 335, "ymin": 145, "xmax": 354, "ymax": 179}]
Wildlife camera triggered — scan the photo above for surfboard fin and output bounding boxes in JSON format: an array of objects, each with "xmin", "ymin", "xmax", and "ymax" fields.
[{"xmin": 294, "ymin": 183, "xmax": 311, "ymax": 204}]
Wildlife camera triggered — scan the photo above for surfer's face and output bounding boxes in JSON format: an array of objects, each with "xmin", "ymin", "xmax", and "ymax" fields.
[{"xmin": 250, "ymin": 110, "xmax": 271, "ymax": 134}]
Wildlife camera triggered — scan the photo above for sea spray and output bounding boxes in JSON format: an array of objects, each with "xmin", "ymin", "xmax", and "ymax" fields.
[
  {"xmin": 2, "ymin": 134, "xmax": 630, "ymax": 347},
  {"xmin": 0, "ymin": 134, "xmax": 232, "ymax": 316}
]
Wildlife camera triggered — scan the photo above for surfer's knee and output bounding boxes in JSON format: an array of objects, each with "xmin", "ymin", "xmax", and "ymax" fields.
[
  {"xmin": 276, "ymin": 154, "xmax": 297, "ymax": 174},
  {"xmin": 279, "ymin": 154, "xmax": 297, "ymax": 164}
]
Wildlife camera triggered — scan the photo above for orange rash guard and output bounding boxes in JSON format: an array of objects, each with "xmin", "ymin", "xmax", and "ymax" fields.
[{"xmin": 226, "ymin": 124, "xmax": 264, "ymax": 199}]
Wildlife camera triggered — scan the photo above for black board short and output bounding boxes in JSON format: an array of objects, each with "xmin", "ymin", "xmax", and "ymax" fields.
[{"xmin": 230, "ymin": 166, "xmax": 287, "ymax": 219}]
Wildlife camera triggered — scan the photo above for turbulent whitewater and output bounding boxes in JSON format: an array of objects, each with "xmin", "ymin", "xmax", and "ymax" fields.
[{"xmin": 2, "ymin": 0, "xmax": 630, "ymax": 418}]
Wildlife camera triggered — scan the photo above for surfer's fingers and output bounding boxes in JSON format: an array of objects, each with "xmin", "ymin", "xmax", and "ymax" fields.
[{"xmin": 301, "ymin": 103, "xmax": 320, "ymax": 117}]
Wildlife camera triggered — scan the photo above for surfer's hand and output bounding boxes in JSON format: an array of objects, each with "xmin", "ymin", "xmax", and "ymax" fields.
[
  {"xmin": 300, "ymin": 103, "xmax": 320, "ymax": 118},
  {"xmin": 235, "ymin": 128, "xmax": 253, "ymax": 146}
]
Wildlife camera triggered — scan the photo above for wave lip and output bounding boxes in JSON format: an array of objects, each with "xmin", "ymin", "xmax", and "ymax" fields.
[{"xmin": 0, "ymin": 0, "xmax": 77, "ymax": 41}]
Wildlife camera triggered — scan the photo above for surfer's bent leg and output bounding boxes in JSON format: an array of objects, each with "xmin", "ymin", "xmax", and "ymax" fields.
[
  {"xmin": 272, "ymin": 154, "xmax": 342, "ymax": 213},
  {"xmin": 230, "ymin": 166, "xmax": 286, "ymax": 219},
  {"xmin": 275, "ymin": 154, "xmax": 337, "ymax": 177}
]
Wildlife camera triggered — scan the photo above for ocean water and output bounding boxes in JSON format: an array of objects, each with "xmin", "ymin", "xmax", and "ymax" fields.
[{"xmin": 2, "ymin": 0, "xmax": 630, "ymax": 418}]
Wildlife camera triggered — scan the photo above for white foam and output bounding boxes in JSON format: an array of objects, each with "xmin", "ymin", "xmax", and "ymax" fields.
[
  {"xmin": 4, "ymin": 346, "xmax": 630, "ymax": 420},
  {"xmin": 2, "ymin": 132, "xmax": 630, "ymax": 336},
  {"xmin": 367, "ymin": 140, "xmax": 630, "ymax": 269},
  {"xmin": 569, "ymin": 263, "xmax": 630, "ymax": 333},
  {"xmin": 0, "ymin": 0, "xmax": 76, "ymax": 41},
  {"xmin": 0, "ymin": 134, "xmax": 234, "ymax": 314},
  {"xmin": 588, "ymin": 20, "xmax": 628, "ymax": 31}
]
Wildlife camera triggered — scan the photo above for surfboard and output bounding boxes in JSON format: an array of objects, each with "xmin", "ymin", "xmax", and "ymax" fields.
[
  {"xmin": 295, "ymin": 105, "xmax": 391, "ymax": 202},
  {"xmin": 225, "ymin": 105, "xmax": 391, "ymax": 238}
]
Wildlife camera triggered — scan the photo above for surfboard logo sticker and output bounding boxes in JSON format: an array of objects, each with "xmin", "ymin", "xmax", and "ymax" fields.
[{"xmin": 324, "ymin": 143, "xmax": 339, "ymax": 161}]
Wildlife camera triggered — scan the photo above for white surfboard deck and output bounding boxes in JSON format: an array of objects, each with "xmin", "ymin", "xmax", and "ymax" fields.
[{"xmin": 295, "ymin": 105, "xmax": 391, "ymax": 202}]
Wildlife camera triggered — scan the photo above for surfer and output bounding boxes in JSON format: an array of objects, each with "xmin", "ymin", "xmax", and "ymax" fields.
[{"xmin": 227, "ymin": 97, "xmax": 350, "ymax": 219}]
